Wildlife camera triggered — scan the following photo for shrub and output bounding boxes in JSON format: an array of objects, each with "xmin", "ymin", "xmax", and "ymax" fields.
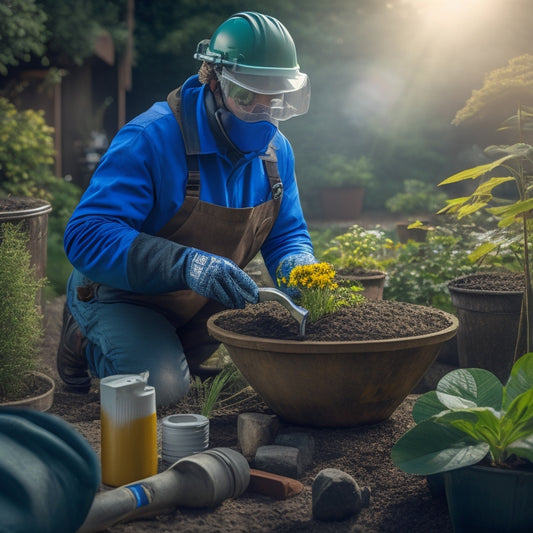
[
  {"xmin": 384, "ymin": 225, "xmax": 481, "ymax": 313},
  {"xmin": 0, "ymin": 223, "xmax": 45, "ymax": 399},
  {"xmin": 0, "ymin": 97, "xmax": 82, "ymax": 297}
]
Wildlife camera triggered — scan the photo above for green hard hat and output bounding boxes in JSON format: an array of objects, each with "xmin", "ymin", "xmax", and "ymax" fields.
[
  {"xmin": 194, "ymin": 11, "xmax": 301, "ymax": 78},
  {"xmin": 195, "ymin": 12, "xmax": 310, "ymax": 121}
]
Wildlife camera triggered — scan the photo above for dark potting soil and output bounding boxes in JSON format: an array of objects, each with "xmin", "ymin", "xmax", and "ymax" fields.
[
  {"xmin": 213, "ymin": 299, "xmax": 455, "ymax": 341},
  {"xmin": 449, "ymin": 271, "xmax": 525, "ymax": 292},
  {"xmin": 0, "ymin": 197, "xmax": 49, "ymax": 211}
]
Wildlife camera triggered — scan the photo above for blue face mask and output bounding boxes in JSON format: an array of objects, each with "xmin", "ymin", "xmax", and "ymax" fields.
[{"xmin": 217, "ymin": 108, "xmax": 277, "ymax": 154}]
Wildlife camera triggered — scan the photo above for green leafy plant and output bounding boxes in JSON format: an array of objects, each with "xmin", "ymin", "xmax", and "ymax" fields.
[
  {"xmin": 321, "ymin": 153, "xmax": 374, "ymax": 188},
  {"xmin": 438, "ymin": 55, "xmax": 533, "ymax": 358},
  {"xmin": 385, "ymin": 179, "xmax": 448, "ymax": 216},
  {"xmin": 391, "ymin": 352, "xmax": 533, "ymax": 475},
  {"xmin": 321, "ymin": 224, "xmax": 392, "ymax": 272},
  {"xmin": 190, "ymin": 364, "xmax": 241, "ymax": 419},
  {"xmin": 283, "ymin": 262, "xmax": 364, "ymax": 322},
  {"xmin": 0, "ymin": 97, "xmax": 83, "ymax": 297},
  {"xmin": 438, "ymin": 113, "xmax": 533, "ymax": 357},
  {"xmin": 0, "ymin": 223, "xmax": 46, "ymax": 400},
  {"xmin": 384, "ymin": 225, "xmax": 483, "ymax": 313}
]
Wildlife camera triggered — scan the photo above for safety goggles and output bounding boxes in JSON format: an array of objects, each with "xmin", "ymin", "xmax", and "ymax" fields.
[{"xmin": 217, "ymin": 67, "xmax": 310, "ymax": 123}]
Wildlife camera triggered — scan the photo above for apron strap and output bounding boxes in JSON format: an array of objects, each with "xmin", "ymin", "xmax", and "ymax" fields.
[{"xmin": 167, "ymin": 86, "xmax": 283, "ymax": 201}]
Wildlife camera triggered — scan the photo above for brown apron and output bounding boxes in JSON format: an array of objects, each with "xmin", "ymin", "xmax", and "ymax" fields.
[{"xmin": 134, "ymin": 86, "xmax": 283, "ymax": 365}]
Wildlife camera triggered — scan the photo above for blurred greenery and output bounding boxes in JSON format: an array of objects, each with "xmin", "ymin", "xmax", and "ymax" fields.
[{"xmin": 3, "ymin": 0, "xmax": 533, "ymax": 297}]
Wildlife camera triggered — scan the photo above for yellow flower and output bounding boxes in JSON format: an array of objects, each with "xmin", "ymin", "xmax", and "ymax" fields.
[{"xmin": 285, "ymin": 262, "xmax": 364, "ymax": 322}]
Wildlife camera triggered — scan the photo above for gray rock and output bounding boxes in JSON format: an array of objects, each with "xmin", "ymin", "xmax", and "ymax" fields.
[
  {"xmin": 237, "ymin": 413, "xmax": 279, "ymax": 458},
  {"xmin": 312, "ymin": 468, "xmax": 362, "ymax": 521},
  {"xmin": 254, "ymin": 445, "xmax": 303, "ymax": 479},
  {"xmin": 274, "ymin": 432, "xmax": 315, "ymax": 469}
]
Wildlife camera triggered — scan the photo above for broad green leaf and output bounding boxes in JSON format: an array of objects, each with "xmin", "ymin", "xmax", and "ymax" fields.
[
  {"xmin": 438, "ymin": 155, "xmax": 513, "ymax": 186},
  {"xmin": 500, "ymin": 389, "xmax": 533, "ymax": 444},
  {"xmin": 488, "ymin": 198, "xmax": 533, "ymax": 222},
  {"xmin": 436, "ymin": 196, "xmax": 470, "ymax": 215},
  {"xmin": 457, "ymin": 201, "xmax": 488, "ymax": 218},
  {"xmin": 507, "ymin": 435, "xmax": 533, "ymax": 463},
  {"xmin": 436, "ymin": 368, "xmax": 503, "ymax": 410},
  {"xmin": 412, "ymin": 391, "xmax": 447, "ymax": 423},
  {"xmin": 435, "ymin": 408, "xmax": 501, "ymax": 443},
  {"xmin": 484, "ymin": 143, "xmax": 533, "ymax": 159},
  {"xmin": 391, "ymin": 420, "xmax": 489, "ymax": 475},
  {"xmin": 472, "ymin": 176, "xmax": 514, "ymax": 195},
  {"xmin": 504, "ymin": 352, "xmax": 533, "ymax": 407},
  {"xmin": 468, "ymin": 241, "xmax": 499, "ymax": 262}
]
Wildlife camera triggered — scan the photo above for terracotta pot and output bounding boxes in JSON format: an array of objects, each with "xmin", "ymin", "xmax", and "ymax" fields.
[
  {"xmin": 319, "ymin": 186, "xmax": 365, "ymax": 220},
  {"xmin": 338, "ymin": 270, "xmax": 387, "ymax": 300},
  {"xmin": 443, "ymin": 464, "xmax": 533, "ymax": 533},
  {"xmin": 207, "ymin": 311, "xmax": 458, "ymax": 427},
  {"xmin": 396, "ymin": 222, "xmax": 428, "ymax": 244},
  {"xmin": 1, "ymin": 371, "xmax": 55, "ymax": 412}
]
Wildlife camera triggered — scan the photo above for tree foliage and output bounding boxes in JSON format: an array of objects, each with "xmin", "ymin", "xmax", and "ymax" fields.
[{"xmin": 0, "ymin": 0, "xmax": 48, "ymax": 75}]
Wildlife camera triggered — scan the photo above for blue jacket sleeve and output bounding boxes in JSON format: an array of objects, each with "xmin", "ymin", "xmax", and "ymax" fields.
[{"xmin": 64, "ymin": 108, "xmax": 192, "ymax": 293}]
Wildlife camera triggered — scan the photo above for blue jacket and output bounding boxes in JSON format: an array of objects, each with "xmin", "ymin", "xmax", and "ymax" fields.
[{"xmin": 64, "ymin": 75, "xmax": 313, "ymax": 294}]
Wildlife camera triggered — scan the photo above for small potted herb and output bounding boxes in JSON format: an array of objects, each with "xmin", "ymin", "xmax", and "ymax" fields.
[
  {"xmin": 320, "ymin": 224, "xmax": 392, "ymax": 299},
  {"xmin": 391, "ymin": 352, "xmax": 533, "ymax": 533}
]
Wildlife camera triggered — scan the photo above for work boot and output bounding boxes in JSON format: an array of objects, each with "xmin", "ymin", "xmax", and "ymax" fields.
[{"xmin": 56, "ymin": 303, "xmax": 91, "ymax": 393}]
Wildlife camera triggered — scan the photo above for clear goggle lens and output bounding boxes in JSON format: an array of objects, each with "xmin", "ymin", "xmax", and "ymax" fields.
[{"xmin": 217, "ymin": 68, "xmax": 310, "ymax": 123}]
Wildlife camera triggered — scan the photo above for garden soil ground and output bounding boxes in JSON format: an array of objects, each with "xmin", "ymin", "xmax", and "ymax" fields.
[{"xmin": 39, "ymin": 295, "xmax": 457, "ymax": 533}]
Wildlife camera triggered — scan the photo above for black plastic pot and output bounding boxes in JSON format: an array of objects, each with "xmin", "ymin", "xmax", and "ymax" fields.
[
  {"xmin": 448, "ymin": 275, "xmax": 523, "ymax": 383},
  {"xmin": 444, "ymin": 464, "xmax": 533, "ymax": 533}
]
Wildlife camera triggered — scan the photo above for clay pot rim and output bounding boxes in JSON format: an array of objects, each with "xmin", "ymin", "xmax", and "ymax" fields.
[{"xmin": 1, "ymin": 371, "xmax": 55, "ymax": 411}]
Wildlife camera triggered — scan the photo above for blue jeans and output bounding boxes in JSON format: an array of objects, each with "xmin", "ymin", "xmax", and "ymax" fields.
[{"xmin": 67, "ymin": 270, "xmax": 190, "ymax": 407}]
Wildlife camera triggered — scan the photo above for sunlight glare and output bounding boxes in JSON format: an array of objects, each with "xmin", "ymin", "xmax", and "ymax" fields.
[{"xmin": 409, "ymin": 0, "xmax": 498, "ymax": 30}]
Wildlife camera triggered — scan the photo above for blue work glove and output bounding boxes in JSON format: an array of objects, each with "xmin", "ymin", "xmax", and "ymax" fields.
[
  {"xmin": 276, "ymin": 252, "xmax": 318, "ymax": 299},
  {"xmin": 184, "ymin": 249, "xmax": 259, "ymax": 309}
]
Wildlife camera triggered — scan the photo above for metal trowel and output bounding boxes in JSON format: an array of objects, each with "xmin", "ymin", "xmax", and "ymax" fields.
[{"xmin": 257, "ymin": 287, "xmax": 308, "ymax": 337}]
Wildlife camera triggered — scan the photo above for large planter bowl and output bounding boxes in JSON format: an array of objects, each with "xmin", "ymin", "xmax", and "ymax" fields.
[{"xmin": 207, "ymin": 310, "xmax": 458, "ymax": 427}]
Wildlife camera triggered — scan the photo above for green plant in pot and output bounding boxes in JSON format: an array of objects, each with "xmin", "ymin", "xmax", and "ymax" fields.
[
  {"xmin": 320, "ymin": 224, "xmax": 392, "ymax": 299},
  {"xmin": 386, "ymin": 179, "xmax": 447, "ymax": 243},
  {"xmin": 438, "ymin": 55, "xmax": 533, "ymax": 380},
  {"xmin": 317, "ymin": 154, "xmax": 373, "ymax": 220},
  {"xmin": 391, "ymin": 352, "xmax": 533, "ymax": 533},
  {"xmin": 0, "ymin": 222, "xmax": 53, "ymax": 409}
]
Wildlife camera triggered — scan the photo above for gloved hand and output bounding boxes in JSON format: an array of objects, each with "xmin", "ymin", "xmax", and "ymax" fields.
[
  {"xmin": 185, "ymin": 249, "xmax": 259, "ymax": 308},
  {"xmin": 276, "ymin": 252, "xmax": 318, "ymax": 298}
]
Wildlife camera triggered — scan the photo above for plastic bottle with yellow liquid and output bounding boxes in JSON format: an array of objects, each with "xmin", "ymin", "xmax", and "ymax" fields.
[{"xmin": 100, "ymin": 372, "xmax": 157, "ymax": 487}]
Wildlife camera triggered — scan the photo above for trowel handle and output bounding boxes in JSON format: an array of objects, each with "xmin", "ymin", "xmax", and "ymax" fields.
[{"xmin": 257, "ymin": 287, "xmax": 308, "ymax": 336}]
